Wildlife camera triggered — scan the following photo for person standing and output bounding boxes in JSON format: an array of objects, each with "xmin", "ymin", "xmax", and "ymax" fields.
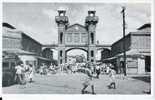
[
  {"xmin": 108, "ymin": 67, "xmax": 116, "ymax": 89},
  {"xmin": 96, "ymin": 64, "xmax": 100, "ymax": 79},
  {"xmin": 20, "ymin": 63, "xmax": 26, "ymax": 85},
  {"xmin": 40, "ymin": 63, "xmax": 44, "ymax": 75},
  {"xmin": 106, "ymin": 64, "xmax": 110, "ymax": 75},
  {"xmin": 15, "ymin": 61, "xmax": 25, "ymax": 85},
  {"xmin": 15, "ymin": 62, "xmax": 22, "ymax": 84},
  {"xmin": 28, "ymin": 64, "xmax": 34, "ymax": 83}
]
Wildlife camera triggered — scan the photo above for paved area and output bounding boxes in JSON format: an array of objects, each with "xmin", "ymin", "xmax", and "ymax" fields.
[{"xmin": 3, "ymin": 73, "xmax": 150, "ymax": 94}]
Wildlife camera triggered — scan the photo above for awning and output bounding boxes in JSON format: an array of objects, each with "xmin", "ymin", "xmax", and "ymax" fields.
[
  {"xmin": 36, "ymin": 56, "xmax": 51, "ymax": 61},
  {"xmin": 3, "ymin": 49, "xmax": 36, "ymax": 55},
  {"xmin": 102, "ymin": 49, "xmax": 150, "ymax": 62},
  {"xmin": 102, "ymin": 56, "xmax": 117, "ymax": 61},
  {"xmin": 116, "ymin": 49, "xmax": 150, "ymax": 57}
]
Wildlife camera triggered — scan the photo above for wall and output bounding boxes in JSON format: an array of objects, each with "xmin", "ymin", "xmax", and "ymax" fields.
[
  {"xmin": 21, "ymin": 33, "xmax": 42, "ymax": 56},
  {"xmin": 65, "ymin": 24, "xmax": 88, "ymax": 45},
  {"xmin": 2, "ymin": 28, "xmax": 22, "ymax": 49},
  {"xmin": 111, "ymin": 34, "xmax": 131, "ymax": 57},
  {"xmin": 131, "ymin": 34, "xmax": 150, "ymax": 50}
]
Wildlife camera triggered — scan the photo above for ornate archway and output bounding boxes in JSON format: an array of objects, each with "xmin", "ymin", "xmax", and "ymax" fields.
[{"xmin": 55, "ymin": 9, "xmax": 98, "ymax": 65}]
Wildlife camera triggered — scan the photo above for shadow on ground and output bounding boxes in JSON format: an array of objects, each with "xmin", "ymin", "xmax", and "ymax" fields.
[{"xmin": 132, "ymin": 76, "xmax": 150, "ymax": 83}]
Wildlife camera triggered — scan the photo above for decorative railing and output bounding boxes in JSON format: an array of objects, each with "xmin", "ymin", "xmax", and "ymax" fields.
[
  {"xmin": 85, "ymin": 16, "xmax": 99, "ymax": 24},
  {"xmin": 55, "ymin": 16, "xmax": 69, "ymax": 23}
]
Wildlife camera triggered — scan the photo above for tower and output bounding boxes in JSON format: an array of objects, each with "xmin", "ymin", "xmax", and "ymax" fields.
[
  {"xmin": 85, "ymin": 10, "xmax": 99, "ymax": 63},
  {"xmin": 55, "ymin": 8, "xmax": 69, "ymax": 65}
]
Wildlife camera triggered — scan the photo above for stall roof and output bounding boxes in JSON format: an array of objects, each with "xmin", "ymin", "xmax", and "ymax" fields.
[
  {"xmin": 102, "ymin": 49, "xmax": 150, "ymax": 62},
  {"xmin": 3, "ymin": 49, "xmax": 36, "ymax": 55},
  {"xmin": 116, "ymin": 49, "xmax": 150, "ymax": 57},
  {"xmin": 37, "ymin": 56, "xmax": 51, "ymax": 61}
]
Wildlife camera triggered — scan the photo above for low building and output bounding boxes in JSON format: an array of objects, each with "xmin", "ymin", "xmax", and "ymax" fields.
[
  {"xmin": 2, "ymin": 22, "xmax": 51, "ymax": 71},
  {"xmin": 102, "ymin": 23, "xmax": 151, "ymax": 75}
]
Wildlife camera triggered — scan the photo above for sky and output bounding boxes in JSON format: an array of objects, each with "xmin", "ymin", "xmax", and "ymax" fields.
[{"xmin": 3, "ymin": 3, "xmax": 151, "ymax": 59}]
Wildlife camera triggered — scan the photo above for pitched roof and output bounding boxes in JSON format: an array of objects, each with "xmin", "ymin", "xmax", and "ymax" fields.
[
  {"xmin": 3, "ymin": 49, "xmax": 36, "ymax": 55},
  {"xmin": 137, "ymin": 23, "xmax": 151, "ymax": 30},
  {"xmin": 67, "ymin": 23, "xmax": 86, "ymax": 29},
  {"xmin": 3, "ymin": 22, "xmax": 16, "ymax": 29}
]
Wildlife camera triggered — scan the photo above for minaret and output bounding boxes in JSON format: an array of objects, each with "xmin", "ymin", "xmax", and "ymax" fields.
[
  {"xmin": 55, "ymin": 8, "xmax": 69, "ymax": 66},
  {"xmin": 85, "ymin": 9, "xmax": 99, "ymax": 63}
]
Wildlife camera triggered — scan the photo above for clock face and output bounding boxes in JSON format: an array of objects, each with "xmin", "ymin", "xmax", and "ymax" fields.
[{"xmin": 75, "ymin": 26, "xmax": 79, "ymax": 30}]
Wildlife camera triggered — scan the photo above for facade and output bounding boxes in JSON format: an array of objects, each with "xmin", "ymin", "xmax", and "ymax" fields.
[
  {"xmin": 102, "ymin": 23, "xmax": 151, "ymax": 74},
  {"xmin": 55, "ymin": 9, "xmax": 98, "ymax": 66},
  {"xmin": 2, "ymin": 23, "xmax": 51, "ymax": 71}
]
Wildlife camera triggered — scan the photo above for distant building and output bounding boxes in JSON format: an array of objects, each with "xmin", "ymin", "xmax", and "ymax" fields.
[
  {"xmin": 2, "ymin": 22, "xmax": 51, "ymax": 71},
  {"xmin": 102, "ymin": 23, "xmax": 151, "ymax": 75}
]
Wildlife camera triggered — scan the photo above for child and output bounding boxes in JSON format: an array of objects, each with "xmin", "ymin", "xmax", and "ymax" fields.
[{"xmin": 108, "ymin": 67, "xmax": 116, "ymax": 89}]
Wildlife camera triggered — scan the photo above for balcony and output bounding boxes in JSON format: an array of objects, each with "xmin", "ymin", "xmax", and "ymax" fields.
[
  {"xmin": 85, "ymin": 16, "xmax": 99, "ymax": 24},
  {"xmin": 55, "ymin": 16, "xmax": 69, "ymax": 24}
]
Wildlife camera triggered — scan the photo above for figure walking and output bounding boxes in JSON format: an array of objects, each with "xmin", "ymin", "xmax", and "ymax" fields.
[{"xmin": 80, "ymin": 62, "xmax": 96, "ymax": 94}]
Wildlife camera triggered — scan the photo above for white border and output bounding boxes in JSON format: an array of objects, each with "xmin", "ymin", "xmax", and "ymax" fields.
[{"xmin": 0, "ymin": 0, "xmax": 154, "ymax": 100}]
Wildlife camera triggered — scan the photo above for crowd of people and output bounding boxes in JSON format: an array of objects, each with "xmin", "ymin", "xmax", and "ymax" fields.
[
  {"xmin": 14, "ymin": 61, "xmax": 34, "ymax": 85},
  {"xmin": 14, "ymin": 60, "xmax": 118, "ymax": 94},
  {"xmin": 74, "ymin": 62, "xmax": 117, "ymax": 94}
]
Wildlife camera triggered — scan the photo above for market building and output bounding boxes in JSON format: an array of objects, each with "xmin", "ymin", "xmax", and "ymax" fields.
[
  {"xmin": 2, "ymin": 22, "xmax": 52, "ymax": 71},
  {"xmin": 102, "ymin": 23, "xmax": 151, "ymax": 75}
]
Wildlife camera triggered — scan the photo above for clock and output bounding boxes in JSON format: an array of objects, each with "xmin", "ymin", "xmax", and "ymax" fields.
[{"xmin": 75, "ymin": 26, "xmax": 79, "ymax": 30}]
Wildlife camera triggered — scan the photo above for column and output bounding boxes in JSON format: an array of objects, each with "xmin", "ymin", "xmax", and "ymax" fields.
[{"xmin": 138, "ymin": 56, "xmax": 145, "ymax": 74}]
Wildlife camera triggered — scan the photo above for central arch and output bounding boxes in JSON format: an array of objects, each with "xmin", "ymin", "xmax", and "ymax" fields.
[{"xmin": 65, "ymin": 47, "xmax": 88, "ymax": 63}]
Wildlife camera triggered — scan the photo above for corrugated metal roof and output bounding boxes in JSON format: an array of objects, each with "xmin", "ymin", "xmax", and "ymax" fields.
[{"xmin": 3, "ymin": 49, "xmax": 36, "ymax": 55}]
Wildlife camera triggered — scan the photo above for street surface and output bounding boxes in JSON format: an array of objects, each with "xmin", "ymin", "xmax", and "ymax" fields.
[{"xmin": 3, "ymin": 73, "xmax": 150, "ymax": 94}]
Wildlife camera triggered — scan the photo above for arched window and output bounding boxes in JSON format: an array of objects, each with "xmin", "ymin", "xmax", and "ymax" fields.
[
  {"xmin": 60, "ymin": 59, "xmax": 62, "ymax": 64},
  {"xmin": 91, "ymin": 50, "xmax": 94, "ymax": 57},
  {"xmin": 60, "ymin": 32, "xmax": 63, "ymax": 44},
  {"xmin": 60, "ymin": 50, "xmax": 63, "ymax": 57},
  {"xmin": 91, "ymin": 32, "xmax": 94, "ymax": 44}
]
